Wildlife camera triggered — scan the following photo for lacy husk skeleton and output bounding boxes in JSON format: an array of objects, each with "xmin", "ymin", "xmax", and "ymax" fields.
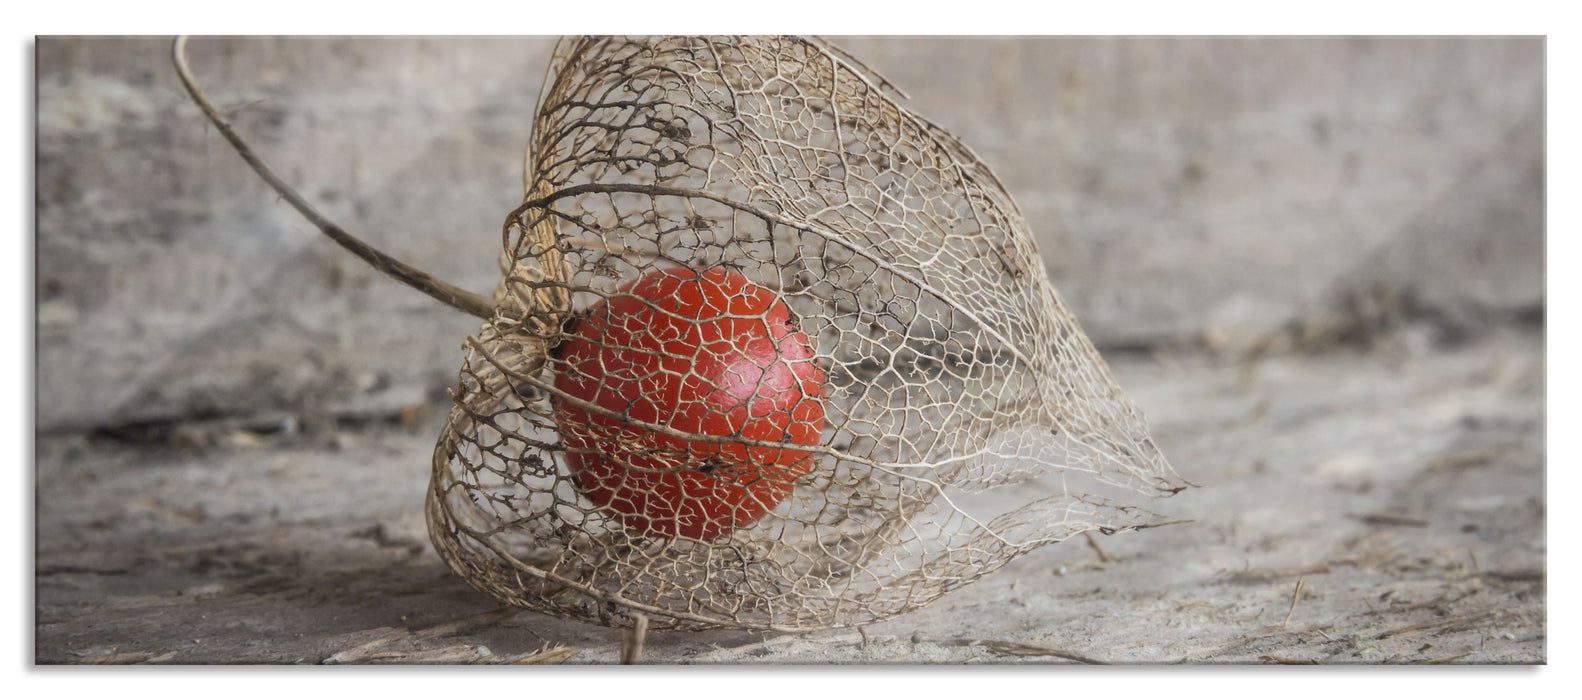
[{"xmin": 176, "ymin": 35, "xmax": 1187, "ymax": 636}]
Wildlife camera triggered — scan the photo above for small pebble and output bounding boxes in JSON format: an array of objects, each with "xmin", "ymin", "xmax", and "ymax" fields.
[
  {"xmin": 354, "ymin": 373, "xmax": 383, "ymax": 392},
  {"xmin": 475, "ymin": 645, "xmax": 493, "ymax": 657}
]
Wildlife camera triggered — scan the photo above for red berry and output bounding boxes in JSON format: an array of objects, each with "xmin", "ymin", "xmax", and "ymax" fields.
[{"xmin": 553, "ymin": 267, "xmax": 826, "ymax": 540}]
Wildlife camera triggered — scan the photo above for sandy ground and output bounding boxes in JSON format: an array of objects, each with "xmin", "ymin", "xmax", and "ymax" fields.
[{"xmin": 33, "ymin": 321, "xmax": 1544, "ymax": 665}]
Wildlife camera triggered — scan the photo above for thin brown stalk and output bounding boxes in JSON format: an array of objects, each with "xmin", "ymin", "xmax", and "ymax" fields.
[
  {"xmin": 1282, "ymin": 578, "xmax": 1305, "ymax": 628},
  {"xmin": 170, "ymin": 36, "xmax": 497, "ymax": 320}
]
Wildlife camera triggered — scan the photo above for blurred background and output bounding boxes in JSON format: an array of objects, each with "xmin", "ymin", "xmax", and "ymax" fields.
[{"xmin": 35, "ymin": 36, "xmax": 1542, "ymax": 440}]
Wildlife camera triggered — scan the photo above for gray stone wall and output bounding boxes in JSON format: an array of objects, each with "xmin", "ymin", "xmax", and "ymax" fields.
[{"xmin": 35, "ymin": 36, "xmax": 1543, "ymax": 433}]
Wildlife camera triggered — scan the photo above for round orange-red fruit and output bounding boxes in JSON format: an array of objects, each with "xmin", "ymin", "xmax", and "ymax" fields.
[{"xmin": 553, "ymin": 266, "xmax": 826, "ymax": 540}]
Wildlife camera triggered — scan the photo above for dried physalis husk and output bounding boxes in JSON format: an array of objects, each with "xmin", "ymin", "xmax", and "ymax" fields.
[{"xmin": 426, "ymin": 35, "xmax": 1187, "ymax": 632}]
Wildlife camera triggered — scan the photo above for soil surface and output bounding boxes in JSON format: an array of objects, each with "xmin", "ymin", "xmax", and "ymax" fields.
[{"xmin": 34, "ymin": 324, "xmax": 1545, "ymax": 664}]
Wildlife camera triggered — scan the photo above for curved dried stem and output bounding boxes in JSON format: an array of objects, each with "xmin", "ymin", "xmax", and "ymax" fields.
[{"xmin": 170, "ymin": 35, "xmax": 497, "ymax": 320}]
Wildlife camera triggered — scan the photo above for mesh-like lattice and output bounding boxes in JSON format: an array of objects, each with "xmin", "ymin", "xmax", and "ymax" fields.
[{"xmin": 427, "ymin": 35, "xmax": 1186, "ymax": 632}]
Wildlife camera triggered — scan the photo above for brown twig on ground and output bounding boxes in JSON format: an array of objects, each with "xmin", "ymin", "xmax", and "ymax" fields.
[
  {"xmin": 1349, "ymin": 512, "xmax": 1430, "ymax": 528},
  {"xmin": 411, "ymin": 607, "xmax": 522, "ymax": 638},
  {"xmin": 1282, "ymin": 578, "xmax": 1306, "ymax": 628},
  {"xmin": 1481, "ymin": 569, "xmax": 1543, "ymax": 583},
  {"xmin": 78, "ymin": 650, "xmax": 180, "ymax": 664},
  {"xmin": 940, "ymin": 638, "xmax": 1109, "ymax": 664},
  {"xmin": 1227, "ymin": 563, "xmax": 1332, "ymax": 584},
  {"xmin": 1377, "ymin": 610, "xmax": 1498, "ymax": 639},
  {"xmin": 1259, "ymin": 654, "xmax": 1320, "ymax": 665},
  {"xmin": 516, "ymin": 646, "xmax": 578, "ymax": 664}
]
